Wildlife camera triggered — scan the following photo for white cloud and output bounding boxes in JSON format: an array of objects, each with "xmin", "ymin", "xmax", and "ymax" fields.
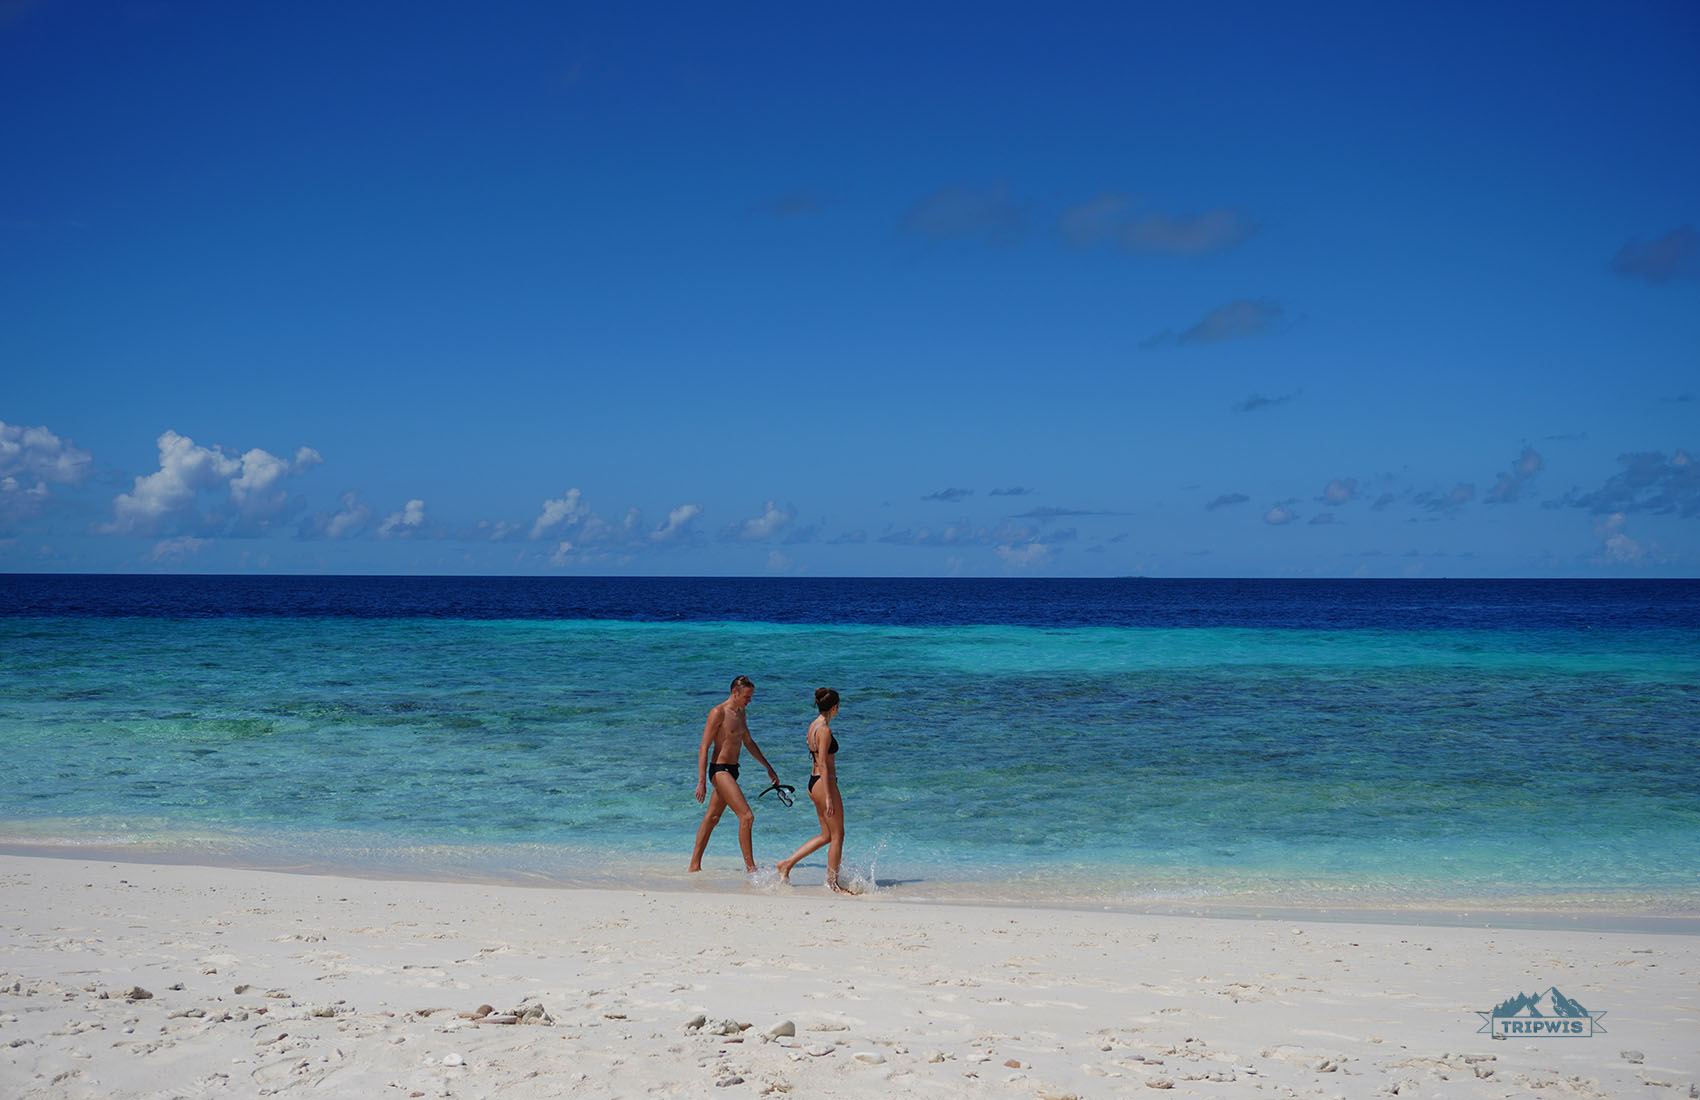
[
  {"xmin": 1322, "ymin": 477, "xmax": 1358, "ymax": 505},
  {"xmin": 323, "ymin": 492, "xmax": 373, "ymax": 540},
  {"xmin": 650, "ymin": 503, "xmax": 701, "ymax": 542},
  {"xmin": 1591, "ymin": 512, "xmax": 1663, "ymax": 566},
  {"xmin": 734, "ymin": 500, "xmax": 793, "ymax": 541},
  {"xmin": 995, "ymin": 541, "xmax": 1052, "ymax": 568},
  {"xmin": 149, "ymin": 535, "xmax": 209, "ymax": 563},
  {"xmin": 530, "ymin": 488, "xmax": 589, "ymax": 539},
  {"xmin": 1601, "ymin": 531, "xmax": 1644, "ymax": 564},
  {"xmin": 102, "ymin": 431, "xmax": 240, "ymax": 534},
  {"xmin": 1264, "ymin": 506, "xmax": 1298, "ymax": 526},
  {"xmin": 231, "ymin": 446, "xmax": 321, "ymax": 518},
  {"xmin": 0, "ymin": 422, "xmax": 93, "ymax": 500},
  {"xmin": 378, "ymin": 499, "xmax": 426, "ymax": 538},
  {"xmin": 0, "ymin": 475, "xmax": 50, "ymax": 529},
  {"xmin": 100, "ymin": 430, "xmax": 318, "ymax": 536}
]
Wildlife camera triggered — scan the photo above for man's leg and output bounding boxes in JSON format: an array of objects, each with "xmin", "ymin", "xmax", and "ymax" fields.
[
  {"xmin": 712, "ymin": 772, "xmax": 759, "ymax": 873},
  {"xmin": 688, "ymin": 789, "xmax": 726, "ymax": 871}
]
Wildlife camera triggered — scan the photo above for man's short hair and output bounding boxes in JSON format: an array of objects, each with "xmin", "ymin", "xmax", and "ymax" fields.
[{"xmin": 730, "ymin": 675, "xmax": 754, "ymax": 691}]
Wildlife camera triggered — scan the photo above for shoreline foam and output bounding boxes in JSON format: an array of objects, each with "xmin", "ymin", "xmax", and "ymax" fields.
[{"xmin": 5, "ymin": 839, "xmax": 1698, "ymax": 937}]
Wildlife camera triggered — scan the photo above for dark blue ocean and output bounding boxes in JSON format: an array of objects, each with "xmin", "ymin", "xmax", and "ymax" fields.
[{"xmin": 3, "ymin": 575, "xmax": 1697, "ymax": 917}]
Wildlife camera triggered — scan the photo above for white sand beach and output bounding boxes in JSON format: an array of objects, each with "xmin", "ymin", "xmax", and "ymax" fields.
[{"xmin": 3, "ymin": 854, "xmax": 1696, "ymax": 1099}]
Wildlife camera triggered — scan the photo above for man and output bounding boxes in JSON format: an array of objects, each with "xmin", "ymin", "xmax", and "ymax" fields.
[{"xmin": 688, "ymin": 675, "xmax": 780, "ymax": 874}]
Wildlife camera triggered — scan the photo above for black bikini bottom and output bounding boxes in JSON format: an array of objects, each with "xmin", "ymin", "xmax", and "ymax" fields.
[{"xmin": 708, "ymin": 763, "xmax": 740, "ymax": 781}]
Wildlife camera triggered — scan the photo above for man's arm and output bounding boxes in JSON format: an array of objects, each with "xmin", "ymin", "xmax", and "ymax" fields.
[
  {"xmin": 694, "ymin": 708, "xmax": 720, "ymax": 804},
  {"xmin": 742, "ymin": 728, "xmax": 780, "ymax": 785}
]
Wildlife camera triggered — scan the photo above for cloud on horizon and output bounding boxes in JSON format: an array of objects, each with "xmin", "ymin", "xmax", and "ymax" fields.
[
  {"xmin": 726, "ymin": 500, "xmax": 794, "ymax": 541},
  {"xmin": 149, "ymin": 535, "xmax": 209, "ymax": 563},
  {"xmin": 879, "ymin": 519, "xmax": 1074, "ymax": 550},
  {"xmin": 1, "ymin": 419, "xmax": 92, "ymax": 528},
  {"xmin": 1206, "ymin": 492, "xmax": 1250, "ymax": 511},
  {"xmin": 1016, "ymin": 506, "xmax": 1104, "ymax": 519},
  {"xmin": 650, "ymin": 503, "xmax": 701, "ymax": 543},
  {"xmin": 98, "ymin": 430, "xmax": 319, "ymax": 537},
  {"xmin": 530, "ymin": 488, "xmax": 591, "ymax": 539},
  {"xmin": 995, "ymin": 541, "xmax": 1053, "ymax": 569},
  {"xmin": 377, "ymin": 499, "xmax": 426, "ymax": 538},
  {"xmin": 922, "ymin": 487, "xmax": 974, "ymax": 503},
  {"xmin": 301, "ymin": 491, "xmax": 374, "ymax": 540}
]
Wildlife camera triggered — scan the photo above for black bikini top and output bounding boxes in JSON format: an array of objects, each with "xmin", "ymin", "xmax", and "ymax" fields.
[{"xmin": 810, "ymin": 733, "xmax": 839, "ymax": 761}]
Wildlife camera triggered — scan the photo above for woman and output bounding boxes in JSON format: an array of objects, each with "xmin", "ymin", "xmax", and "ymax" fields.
[{"xmin": 777, "ymin": 687, "xmax": 848, "ymax": 892}]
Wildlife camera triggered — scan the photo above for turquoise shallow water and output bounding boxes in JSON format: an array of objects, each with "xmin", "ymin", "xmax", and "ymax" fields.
[{"xmin": 4, "ymin": 601, "xmax": 1697, "ymax": 916}]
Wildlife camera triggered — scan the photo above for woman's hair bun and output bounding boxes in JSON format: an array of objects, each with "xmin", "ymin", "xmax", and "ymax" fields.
[{"xmin": 814, "ymin": 687, "xmax": 840, "ymax": 712}]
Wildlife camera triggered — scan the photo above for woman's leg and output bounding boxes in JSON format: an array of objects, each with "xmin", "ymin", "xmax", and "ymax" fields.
[
  {"xmin": 777, "ymin": 782, "xmax": 831, "ymax": 883},
  {"xmin": 824, "ymin": 791, "xmax": 848, "ymax": 893}
]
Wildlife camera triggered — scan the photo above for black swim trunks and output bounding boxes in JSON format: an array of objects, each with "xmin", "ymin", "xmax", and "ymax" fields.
[{"xmin": 708, "ymin": 762, "xmax": 740, "ymax": 781}]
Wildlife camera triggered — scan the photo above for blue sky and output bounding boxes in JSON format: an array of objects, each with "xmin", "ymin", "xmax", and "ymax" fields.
[{"xmin": 3, "ymin": 1, "xmax": 1696, "ymax": 577}]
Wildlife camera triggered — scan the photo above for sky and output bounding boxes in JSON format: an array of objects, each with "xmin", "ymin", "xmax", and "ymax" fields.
[{"xmin": 2, "ymin": 1, "xmax": 1697, "ymax": 578}]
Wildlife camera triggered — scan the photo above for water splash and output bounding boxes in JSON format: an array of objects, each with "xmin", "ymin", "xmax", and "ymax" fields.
[
  {"xmin": 839, "ymin": 839, "xmax": 886, "ymax": 896},
  {"xmin": 747, "ymin": 865, "xmax": 783, "ymax": 890}
]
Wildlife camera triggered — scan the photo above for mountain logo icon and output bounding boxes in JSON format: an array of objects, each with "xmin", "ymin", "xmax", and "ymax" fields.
[{"xmin": 1478, "ymin": 986, "xmax": 1607, "ymax": 1038}]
